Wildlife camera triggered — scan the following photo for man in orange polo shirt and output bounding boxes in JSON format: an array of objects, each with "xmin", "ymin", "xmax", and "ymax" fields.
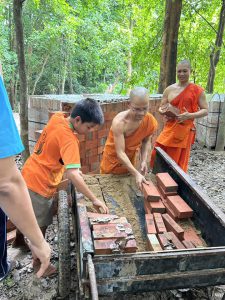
[
  {"xmin": 100, "ymin": 87, "xmax": 158, "ymax": 190},
  {"xmin": 14, "ymin": 99, "xmax": 109, "ymax": 253}
]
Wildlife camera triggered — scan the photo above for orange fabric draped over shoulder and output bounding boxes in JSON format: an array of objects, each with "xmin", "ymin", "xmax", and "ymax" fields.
[
  {"xmin": 151, "ymin": 83, "xmax": 203, "ymax": 172},
  {"xmin": 100, "ymin": 113, "xmax": 158, "ymax": 174}
]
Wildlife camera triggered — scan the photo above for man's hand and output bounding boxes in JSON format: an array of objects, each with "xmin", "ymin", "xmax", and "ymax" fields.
[
  {"xmin": 177, "ymin": 108, "xmax": 192, "ymax": 123},
  {"xmin": 135, "ymin": 172, "xmax": 149, "ymax": 191},
  {"xmin": 92, "ymin": 198, "xmax": 109, "ymax": 214},
  {"xmin": 29, "ymin": 239, "xmax": 51, "ymax": 278},
  {"xmin": 140, "ymin": 161, "xmax": 148, "ymax": 176}
]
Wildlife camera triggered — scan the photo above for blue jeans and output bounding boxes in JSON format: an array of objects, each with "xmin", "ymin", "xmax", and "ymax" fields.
[{"xmin": 0, "ymin": 208, "xmax": 8, "ymax": 279}]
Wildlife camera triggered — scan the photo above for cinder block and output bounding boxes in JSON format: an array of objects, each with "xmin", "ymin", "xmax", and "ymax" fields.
[
  {"xmin": 142, "ymin": 181, "xmax": 161, "ymax": 202},
  {"xmin": 145, "ymin": 214, "xmax": 157, "ymax": 234},
  {"xmin": 149, "ymin": 200, "xmax": 166, "ymax": 213},
  {"xmin": 167, "ymin": 195, "xmax": 193, "ymax": 219},
  {"xmin": 156, "ymin": 173, "xmax": 178, "ymax": 193},
  {"xmin": 94, "ymin": 238, "xmax": 137, "ymax": 254},
  {"xmin": 153, "ymin": 213, "xmax": 167, "ymax": 233},
  {"xmin": 162, "ymin": 213, "xmax": 184, "ymax": 240},
  {"xmin": 147, "ymin": 234, "xmax": 163, "ymax": 251}
]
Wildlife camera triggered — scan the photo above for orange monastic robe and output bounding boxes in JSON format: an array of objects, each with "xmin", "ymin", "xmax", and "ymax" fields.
[
  {"xmin": 100, "ymin": 113, "xmax": 158, "ymax": 174},
  {"xmin": 151, "ymin": 83, "xmax": 204, "ymax": 172}
]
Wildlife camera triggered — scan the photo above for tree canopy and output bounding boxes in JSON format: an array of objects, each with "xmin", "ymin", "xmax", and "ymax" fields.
[{"xmin": 0, "ymin": 0, "xmax": 225, "ymax": 103}]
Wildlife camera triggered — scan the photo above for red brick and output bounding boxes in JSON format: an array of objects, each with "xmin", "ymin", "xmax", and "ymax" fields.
[
  {"xmin": 81, "ymin": 165, "xmax": 89, "ymax": 174},
  {"xmin": 98, "ymin": 146, "xmax": 105, "ymax": 155},
  {"xmin": 167, "ymin": 195, "xmax": 193, "ymax": 219},
  {"xmin": 149, "ymin": 200, "xmax": 166, "ymax": 213},
  {"xmin": 90, "ymin": 162, "xmax": 100, "ymax": 172},
  {"xmin": 162, "ymin": 199, "xmax": 179, "ymax": 221},
  {"xmin": 86, "ymin": 131, "xmax": 98, "ymax": 141},
  {"xmin": 104, "ymin": 111, "xmax": 117, "ymax": 121},
  {"xmin": 147, "ymin": 234, "xmax": 163, "ymax": 251},
  {"xmin": 156, "ymin": 173, "xmax": 178, "ymax": 193},
  {"xmin": 94, "ymin": 238, "xmax": 137, "ymax": 254},
  {"xmin": 183, "ymin": 227, "xmax": 204, "ymax": 247},
  {"xmin": 183, "ymin": 240, "xmax": 196, "ymax": 249},
  {"xmin": 162, "ymin": 213, "xmax": 184, "ymax": 240},
  {"xmin": 77, "ymin": 134, "xmax": 85, "ymax": 142},
  {"xmin": 142, "ymin": 181, "xmax": 161, "ymax": 202},
  {"xmin": 92, "ymin": 224, "xmax": 127, "ymax": 240},
  {"xmin": 145, "ymin": 214, "xmax": 157, "ymax": 234},
  {"xmin": 98, "ymin": 128, "xmax": 109, "ymax": 139},
  {"xmin": 93, "ymin": 222, "xmax": 131, "ymax": 233},
  {"xmin": 89, "ymin": 216, "xmax": 128, "ymax": 227},
  {"xmin": 98, "ymin": 137, "xmax": 107, "ymax": 147},
  {"xmin": 153, "ymin": 213, "xmax": 167, "ymax": 233},
  {"xmin": 87, "ymin": 155, "xmax": 99, "ymax": 164},
  {"xmin": 144, "ymin": 199, "xmax": 151, "ymax": 214},
  {"xmin": 85, "ymin": 140, "xmax": 98, "ymax": 150},
  {"xmin": 158, "ymin": 232, "xmax": 185, "ymax": 250},
  {"xmin": 7, "ymin": 229, "xmax": 16, "ymax": 244},
  {"xmin": 157, "ymin": 185, "xmax": 177, "ymax": 198},
  {"xmin": 87, "ymin": 212, "xmax": 119, "ymax": 220},
  {"xmin": 85, "ymin": 148, "xmax": 98, "ymax": 158},
  {"xmin": 7, "ymin": 220, "xmax": 16, "ymax": 233}
]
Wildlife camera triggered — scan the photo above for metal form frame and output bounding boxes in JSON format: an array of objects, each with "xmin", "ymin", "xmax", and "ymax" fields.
[{"xmin": 72, "ymin": 147, "xmax": 225, "ymax": 297}]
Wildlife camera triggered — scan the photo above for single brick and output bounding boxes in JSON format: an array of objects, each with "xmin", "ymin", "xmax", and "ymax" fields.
[
  {"xmin": 142, "ymin": 181, "xmax": 161, "ymax": 202},
  {"xmin": 183, "ymin": 240, "xmax": 196, "ymax": 249},
  {"xmin": 144, "ymin": 199, "xmax": 151, "ymax": 214},
  {"xmin": 183, "ymin": 227, "xmax": 204, "ymax": 247},
  {"xmin": 149, "ymin": 200, "xmax": 166, "ymax": 213},
  {"xmin": 158, "ymin": 233, "xmax": 174, "ymax": 250},
  {"xmin": 7, "ymin": 229, "xmax": 16, "ymax": 244},
  {"xmin": 147, "ymin": 234, "xmax": 163, "ymax": 251},
  {"xmin": 167, "ymin": 195, "xmax": 193, "ymax": 219},
  {"xmin": 94, "ymin": 238, "xmax": 137, "ymax": 254},
  {"xmin": 92, "ymin": 224, "xmax": 127, "ymax": 240},
  {"xmin": 153, "ymin": 213, "xmax": 167, "ymax": 233},
  {"xmin": 145, "ymin": 214, "xmax": 157, "ymax": 234},
  {"xmin": 157, "ymin": 185, "xmax": 177, "ymax": 198},
  {"xmin": 164, "ymin": 232, "xmax": 185, "ymax": 249},
  {"xmin": 7, "ymin": 220, "xmax": 16, "ymax": 233},
  {"xmin": 156, "ymin": 173, "xmax": 178, "ymax": 193},
  {"xmin": 162, "ymin": 213, "xmax": 184, "ymax": 240},
  {"xmin": 158, "ymin": 232, "xmax": 185, "ymax": 250},
  {"xmin": 162, "ymin": 199, "xmax": 179, "ymax": 221},
  {"xmin": 92, "ymin": 222, "xmax": 131, "ymax": 233},
  {"xmin": 89, "ymin": 216, "xmax": 128, "ymax": 226},
  {"xmin": 87, "ymin": 212, "xmax": 119, "ymax": 220}
]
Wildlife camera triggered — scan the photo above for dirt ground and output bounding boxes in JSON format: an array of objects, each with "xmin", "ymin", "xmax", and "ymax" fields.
[{"xmin": 0, "ymin": 143, "xmax": 225, "ymax": 299}]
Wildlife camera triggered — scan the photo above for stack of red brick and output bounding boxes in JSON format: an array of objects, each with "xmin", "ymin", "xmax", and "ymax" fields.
[
  {"xmin": 143, "ymin": 173, "xmax": 204, "ymax": 251},
  {"xmin": 87, "ymin": 212, "xmax": 137, "ymax": 255}
]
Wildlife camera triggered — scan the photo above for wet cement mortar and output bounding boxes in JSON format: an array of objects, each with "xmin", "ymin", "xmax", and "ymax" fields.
[{"xmin": 0, "ymin": 143, "xmax": 225, "ymax": 299}]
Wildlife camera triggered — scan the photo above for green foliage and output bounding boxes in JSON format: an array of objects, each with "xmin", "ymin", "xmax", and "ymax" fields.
[{"xmin": 0, "ymin": 0, "xmax": 225, "ymax": 98}]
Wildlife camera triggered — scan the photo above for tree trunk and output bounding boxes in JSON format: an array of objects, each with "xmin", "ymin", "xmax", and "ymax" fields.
[
  {"xmin": 215, "ymin": 100, "xmax": 225, "ymax": 151},
  {"xmin": 206, "ymin": 0, "xmax": 225, "ymax": 93},
  {"xmin": 127, "ymin": 17, "xmax": 133, "ymax": 95},
  {"xmin": 13, "ymin": 0, "xmax": 30, "ymax": 161},
  {"xmin": 32, "ymin": 55, "xmax": 49, "ymax": 95},
  {"xmin": 158, "ymin": 0, "xmax": 182, "ymax": 93}
]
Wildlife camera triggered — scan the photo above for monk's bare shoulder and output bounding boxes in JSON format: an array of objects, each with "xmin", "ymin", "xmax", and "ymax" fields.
[{"xmin": 111, "ymin": 111, "xmax": 127, "ymax": 134}]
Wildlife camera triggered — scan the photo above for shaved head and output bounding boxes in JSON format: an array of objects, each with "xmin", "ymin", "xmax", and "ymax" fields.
[
  {"xmin": 130, "ymin": 87, "xmax": 149, "ymax": 102},
  {"xmin": 178, "ymin": 59, "xmax": 191, "ymax": 70}
]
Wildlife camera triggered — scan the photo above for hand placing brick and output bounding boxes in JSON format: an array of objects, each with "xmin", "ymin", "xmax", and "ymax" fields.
[
  {"xmin": 162, "ymin": 213, "xmax": 184, "ymax": 240},
  {"xmin": 167, "ymin": 195, "xmax": 193, "ymax": 219},
  {"xmin": 147, "ymin": 234, "xmax": 162, "ymax": 251},
  {"xmin": 142, "ymin": 181, "xmax": 161, "ymax": 202},
  {"xmin": 153, "ymin": 213, "xmax": 167, "ymax": 233},
  {"xmin": 156, "ymin": 173, "xmax": 178, "ymax": 193},
  {"xmin": 145, "ymin": 214, "xmax": 157, "ymax": 234}
]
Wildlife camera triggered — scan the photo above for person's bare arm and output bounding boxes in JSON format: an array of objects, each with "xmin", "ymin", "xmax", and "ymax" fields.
[
  {"xmin": 112, "ymin": 119, "xmax": 148, "ymax": 190},
  {"xmin": 66, "ymin": 168, "xmax": 109, "ymax": 213},
  {"xmin": 159, "ymin": 88, "xmax": 170, "ymax": 114},
  {"xmin": 140, "ymin": 136, "xmax": 151, "ymax": 176},
  {"xmin": 177, "ymin": 92, "xmax": 208, "ymax": 123},
  {"xmin": 0, "ymin": 157, "xmax": 51, "ymax": 278}
]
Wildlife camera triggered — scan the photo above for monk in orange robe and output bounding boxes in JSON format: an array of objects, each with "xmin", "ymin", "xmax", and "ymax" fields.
[
  {"xmin": 100, "ymin": 87, "xmax": 158, "ymax": 190},
  {"xmin": 150, "ymin": 60, "xmax": 208, "ymax": 172}
]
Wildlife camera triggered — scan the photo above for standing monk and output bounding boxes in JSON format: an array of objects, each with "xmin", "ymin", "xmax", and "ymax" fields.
[
  {"xmin": 100, "ymin": 87, "xmax": 158, "ymax": 189},
  {"xmin": 151, "ymin": 60, "xmax": 208, "ymax": 172}
]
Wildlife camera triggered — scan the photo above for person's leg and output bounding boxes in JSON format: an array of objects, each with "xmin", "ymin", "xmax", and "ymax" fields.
[
  {"xmin": 177, "ymin": 131, "xmax": 195, "ymax": 172},
  {"xmin": 0, "ymin": 208, "xmax": 9, "ymax": 280}
]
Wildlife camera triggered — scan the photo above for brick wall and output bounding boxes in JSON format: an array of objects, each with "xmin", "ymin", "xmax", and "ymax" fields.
[{"xmin": 29, "ymin": 94, "xmax": 163, "ymax": 174}]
